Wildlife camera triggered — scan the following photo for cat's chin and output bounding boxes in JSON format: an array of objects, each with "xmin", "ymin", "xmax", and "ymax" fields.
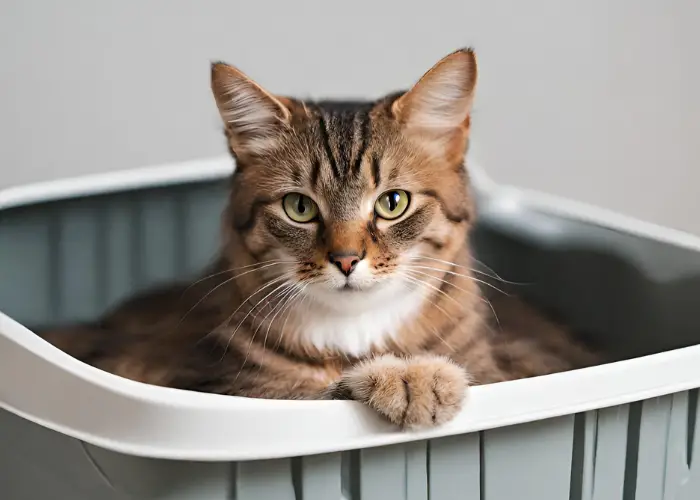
[
  {"xmin": 304, "ymin": 278, "xmax": 409, "ymax": 315},
  {"xmin": 336, "ymin": 283, "xmax": 374, "ymax": 293}
]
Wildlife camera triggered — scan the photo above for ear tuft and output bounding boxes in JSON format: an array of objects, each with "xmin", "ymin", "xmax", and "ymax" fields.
[
  {"xmin": 392, "ymin": 48, "xmax": 477, "ymax": 131},
  {"xmin": 211, "ymin": 62, "xmax": 290, "ymax": 156}
]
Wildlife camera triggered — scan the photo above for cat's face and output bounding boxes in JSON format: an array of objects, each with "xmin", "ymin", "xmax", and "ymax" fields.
[{"xmin": 212, "ymin": 49, "xmax": 477, "ymax": 315}]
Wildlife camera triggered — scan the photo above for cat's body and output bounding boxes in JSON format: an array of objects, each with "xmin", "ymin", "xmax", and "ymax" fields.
[{"xmin": 42, "ymin": 49, "xmax": 600, "ymax": 428}]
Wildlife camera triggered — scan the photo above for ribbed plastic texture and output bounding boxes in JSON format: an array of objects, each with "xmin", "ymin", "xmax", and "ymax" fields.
[
  {"xmin": 2, "ymin": 395, "xmax": 699, "ymax": 499},
  {"xmin": 1, "ymin": 168, "xmax": 700, "ymax": 499},
  {"xmin": 0, "ymin": 181, "xmax": 228, "ymax": 329}
]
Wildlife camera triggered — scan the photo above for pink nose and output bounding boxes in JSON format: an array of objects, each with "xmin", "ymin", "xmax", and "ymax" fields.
[{"xmin": 329, "ymin": 252, "xmax": 361, "ymax": 276}]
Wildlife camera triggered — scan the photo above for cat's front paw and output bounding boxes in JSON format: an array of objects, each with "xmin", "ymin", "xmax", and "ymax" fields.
[{"xmin": 331, "ymin": 354, "xmax": 469, "ymax": 429}]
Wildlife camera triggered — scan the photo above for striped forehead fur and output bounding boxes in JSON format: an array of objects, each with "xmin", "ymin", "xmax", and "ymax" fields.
[{"xmin": 310, "ymin": 100, "xmax": 375, "ymax": 180}]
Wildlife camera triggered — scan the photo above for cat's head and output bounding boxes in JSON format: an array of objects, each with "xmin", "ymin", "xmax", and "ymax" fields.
[{"xmin": 211, "ymin": 49, "xmax": 477, "ymax": 316}]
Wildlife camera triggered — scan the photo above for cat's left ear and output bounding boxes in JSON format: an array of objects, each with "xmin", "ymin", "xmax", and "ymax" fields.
[
  {"xmin": 211, "ymin": 62, "xmax": 291, "ymax": 157},
  {"xmin": 392, "ymin": 48, "xmax": 477, "ymax": 134}
]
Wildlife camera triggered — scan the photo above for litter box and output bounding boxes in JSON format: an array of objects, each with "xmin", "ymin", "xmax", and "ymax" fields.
[{"xmin": 1, "ymin": 156, "xmax": 700, "ymax": 500}]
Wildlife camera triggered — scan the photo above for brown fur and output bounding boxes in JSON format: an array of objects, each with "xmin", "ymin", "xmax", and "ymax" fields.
[{"xmin": 41, "ymin": 49, "xmax": 600, "ymax": 429}]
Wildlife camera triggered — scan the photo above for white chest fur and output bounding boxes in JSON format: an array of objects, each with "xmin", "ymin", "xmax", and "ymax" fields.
[{"xmin": 298, "ymin": 284, "xmax": 426, "ymax": 357}]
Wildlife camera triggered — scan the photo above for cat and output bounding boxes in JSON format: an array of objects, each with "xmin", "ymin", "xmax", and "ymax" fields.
[{"xmin": 42, "ymin": 48, "xmax": 600, "ymax": 429}]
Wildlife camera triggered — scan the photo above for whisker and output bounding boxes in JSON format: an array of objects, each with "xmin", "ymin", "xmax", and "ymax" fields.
[
  {"xmin": 398, "ymin": 272, "xmax": 464, "ymax": 319},
  {"xmin": 178, "ymin": 275, "xmax": 237, "ymax": 327},
  {"xmin": 402, "ymin": 272, "xmax": 501, "ymax": 345},
  {"xmin": 259, "ymin": 283, "xmax": 301, "ymax": 342},
  {"xmin": 257, "ymin": 282, "xmax": 308, "ymax": 376},
  {"xmin": 404, "ymin": 269, "xmax": 484, "ymax": 303},
  {"xmin": 253, "ymin": 284, "xmax": 297, "ymax": 344},
  {"xmin": 247, "ymin": 271, "xmax": 303, "ymax": 323},
  {"xmin": 197, "ymin": 271, "xmax": 294, "ymax": 348},
  {"xmin": 404, "ymin": 269, "xmax": 501, "ymax": 330},
  {"xmin": 471, "ymin": 256, "xmax": 520, "ymax": 284},
  {"xmin": 274, "ymin": 283, "xmax": 309, "ymax": 352},
  {"xmin": 222, "ymin": 274, "xmax": 294, "ymax": 333},
  {"xmin": 180, "ymin": 259, "xmax": 296, "ymax": 296},
  {"xmin": 404, "ymin": 264, "xmax": 510, "ymax": 296},
  {"xmin": 181, "ymin": 269, "xmax": 235, "ymax": 293},
  {"xmin": 410, "ymin": 255, "xmax": 525, "ymax": 285},
  {"xmin": 399, "ymin": 273, "xmax": 474, "ymax": 346},
  {"xmin": 276, "ymin": 286, "xmax": 314, "ymax": 355},
  {"xmin": 180, "ymin": 262, "xmax": 292, "ymax": 325},
  {"xmin": 228, "ymin": 258, "xmax": 297, "ymax": 271},
  {"xmin": 395, "ymin": 279, "xmax": 456, "ymax": 352},
  {"xmin": 235, "ymin": 281, "xmax": 299, "ymax": 383},
  {"xmin": 222, "ymin": 277, "xmax": 297, "ymax": 362}
]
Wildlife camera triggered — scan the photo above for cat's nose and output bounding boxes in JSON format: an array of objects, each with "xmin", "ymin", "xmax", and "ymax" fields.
[{"xmin": 328, "ymin": 252, "xmax": 361, "ymax": 276}]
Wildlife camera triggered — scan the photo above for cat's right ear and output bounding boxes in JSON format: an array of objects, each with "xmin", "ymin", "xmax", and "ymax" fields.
[{"xmin": 211, "ymin": 62, "xmax": 291, "ymax": 157}]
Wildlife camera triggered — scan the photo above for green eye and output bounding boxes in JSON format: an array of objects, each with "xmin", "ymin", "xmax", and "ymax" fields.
[
  {"xmin": 283, "ymin": 193, "xmax": 319, "ymax": 223},
  {"xmin": 375, "ymin": 190, "xmax": 410, "ymax": 220}
]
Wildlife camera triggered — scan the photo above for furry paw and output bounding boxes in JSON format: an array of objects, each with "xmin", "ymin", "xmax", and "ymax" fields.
[{"xmin": 330, "ymin": 354, "xmax": 469, "ymax": 429}]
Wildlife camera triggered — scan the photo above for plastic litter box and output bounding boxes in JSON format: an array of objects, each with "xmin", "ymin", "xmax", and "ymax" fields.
[{"xmin": 1, "ymin": 156, "xmax": 700, "ymax": 500}]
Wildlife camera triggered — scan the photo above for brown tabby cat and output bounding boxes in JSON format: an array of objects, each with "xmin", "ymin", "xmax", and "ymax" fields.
[{"xmin": 43, "ymin": 48, "xmax": 599, "ymax": 429}]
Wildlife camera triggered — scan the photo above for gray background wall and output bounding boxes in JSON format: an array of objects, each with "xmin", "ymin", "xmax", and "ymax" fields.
[{"xmin": 2, "ymin": 1, "xmax": 698, "ymax": 234}]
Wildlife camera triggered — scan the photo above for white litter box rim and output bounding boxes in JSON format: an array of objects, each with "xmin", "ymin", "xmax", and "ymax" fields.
[{"xmin": 1, "ymin": 156, "xmax": 700, "ymax": 461}]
